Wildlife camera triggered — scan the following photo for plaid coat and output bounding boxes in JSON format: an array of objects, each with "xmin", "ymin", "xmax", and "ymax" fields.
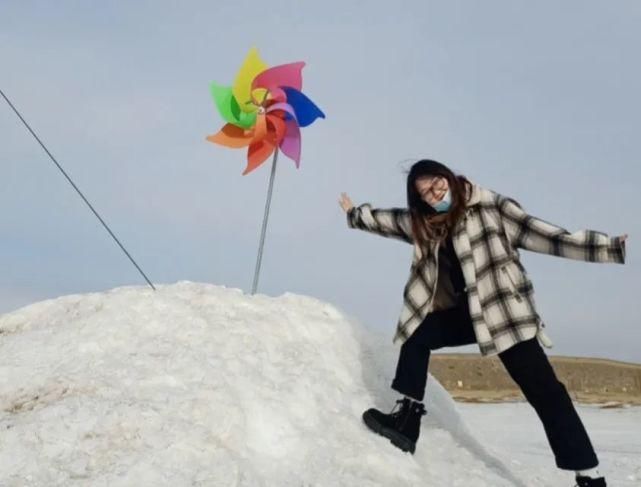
[{"xmin": 346, "ymin": 181, "xmax": 626, "ymax": 356}]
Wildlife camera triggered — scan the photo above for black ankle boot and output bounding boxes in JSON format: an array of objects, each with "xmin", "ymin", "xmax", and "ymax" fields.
[
  {"xmin": 575, "ymin": 475, "xmax": 606, "ymax": 487},
  {"xmin": 362, "ymin": 397, "xmax": 427, "ymax": 454}
]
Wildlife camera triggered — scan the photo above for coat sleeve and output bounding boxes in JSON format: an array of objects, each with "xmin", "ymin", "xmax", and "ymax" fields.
[
  {"xmin": 497, "ymin": 195, "xmax": 625, "ymax": 264},
  {"xmin": 346, "ymin": 204, "xmax": 414, "ymax": 244}
]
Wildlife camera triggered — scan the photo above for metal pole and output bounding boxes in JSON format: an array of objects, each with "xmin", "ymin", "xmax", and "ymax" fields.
[
  {"xmin": 251, "ymin": 148, "xmax": 279, "ymax": 294},
  {"xmin": 0, "ymin": 88, "xmax": 156, "ymax": 291}
]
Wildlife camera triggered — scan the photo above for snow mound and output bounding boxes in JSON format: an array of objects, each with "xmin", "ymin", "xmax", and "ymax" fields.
[{"xmin": 0, "ymin": 282, "xmax": 521, "ymax": 486}]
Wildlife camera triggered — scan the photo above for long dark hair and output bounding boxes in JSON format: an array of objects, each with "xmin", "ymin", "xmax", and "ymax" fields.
[{"xmin": 404, "ymin": 159, "xmax": 472, "ymax": 256}]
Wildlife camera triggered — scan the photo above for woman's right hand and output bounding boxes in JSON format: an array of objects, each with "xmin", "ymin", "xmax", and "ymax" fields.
[{"xmin": 339, "ymin": 192, "xmax": 354, "ymax": 213}]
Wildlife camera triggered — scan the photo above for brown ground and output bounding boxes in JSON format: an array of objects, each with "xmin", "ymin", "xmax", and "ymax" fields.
[{"xmin": 430, "ymin": 354, "xmax": 641, "ymax": 407}]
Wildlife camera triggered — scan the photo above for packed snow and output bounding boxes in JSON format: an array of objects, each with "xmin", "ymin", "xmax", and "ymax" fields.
[
  {"xmin": 0, "ymin": 282, "xmax": 638, "ymax": 486},
  {"xmin": 458, "ymin": 402, "xmax": 641, "ymax": 486}
]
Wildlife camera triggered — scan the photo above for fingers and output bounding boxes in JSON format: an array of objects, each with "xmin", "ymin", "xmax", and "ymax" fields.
[
  {"xmin": 338, "ymin": 192, "xmax": 353, "ymax": 211},
  {"xmin": 338, "ymin": 193, "xmax": 346, "ymax": 209}
]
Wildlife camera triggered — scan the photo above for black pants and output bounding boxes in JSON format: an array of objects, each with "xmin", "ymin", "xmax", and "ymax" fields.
[{"xmin": 390, "ymin": 298, "xmax": 599, "ymax": 471}]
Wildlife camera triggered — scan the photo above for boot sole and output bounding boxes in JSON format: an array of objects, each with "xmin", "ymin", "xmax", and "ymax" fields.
[{"xmin": 362, "ymin": 411, "xmax": 416, "ymax": 454}]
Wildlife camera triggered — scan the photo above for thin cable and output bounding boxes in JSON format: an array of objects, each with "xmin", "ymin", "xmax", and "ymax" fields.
[{"xmin": 0, "ymin": 88, "xmax": 156, "ymax": 291}]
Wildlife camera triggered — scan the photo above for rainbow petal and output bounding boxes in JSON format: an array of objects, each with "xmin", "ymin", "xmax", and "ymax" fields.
[
  {"xmin": 253, "ymin": 113, "xmax": 268, "ymax": 143},
  {"xmin": 252, "ymin": 62, "xmax": 305, "ymax": 93},
  {"xmin": 206, "ymin": 123, "xmax": 253, "ymax": 148},
  {"xmin": 266, "ymin": 114, "xmax": 287, "ymax": 144},
  {"xmin": 210, "ymin": 83, "xmax": 256, "ymax": 129},
  {"xmin": 266, "ymin": 102, "xmax": 298, "ymax": 122},
  {"xmin": 251, "ymin": 86, "xmax": 287, "ymax": 107},
  {"xmin": 282, "ymin": 87, "xmax": 324, "ymax": 127},
  {"xmin": 279, "ymin": 118, "xmax": 301, "ymax": 167},
  {"xmin": 267, "ymin": 87, "xmax": 287, "ymax": 103},
  {"xmin": 233, "ymin": 47, "xmax": 269, "ymax": 114},
  {"xmin": 244, "ymin": 139, "xmax": 275, "ymax": 175}
]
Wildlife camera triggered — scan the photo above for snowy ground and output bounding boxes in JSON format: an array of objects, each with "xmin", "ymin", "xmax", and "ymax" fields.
[
  {"xmin": 458, "ymin": 402, "xmax": 641, "ymax": 486},
  {"xmin": 0, "ymin": 282, "xmax": 638, "ymax": 486}
]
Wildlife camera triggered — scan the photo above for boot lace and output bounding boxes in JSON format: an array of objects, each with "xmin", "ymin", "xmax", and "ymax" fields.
[
  {"xmin": 389, "ymin": 399, "xmax": 407, "ymax": 418},
  {"xmin": 389, "ymin": 399, "xmax": 426, "ymax": 430}
]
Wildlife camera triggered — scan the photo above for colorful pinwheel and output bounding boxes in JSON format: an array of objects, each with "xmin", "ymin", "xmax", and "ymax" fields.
[
  {"xmin": 207, "ymin": 47, "xmax": 325, "ymax": 175},
  {"xmin": 206, "ymin": 48, "xmax": 325, "ymax": 294}
]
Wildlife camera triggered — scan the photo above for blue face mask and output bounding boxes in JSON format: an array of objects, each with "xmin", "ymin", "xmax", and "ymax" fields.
[{"xmin": 429, "ymin": 187, "xmax": 452, "ymax": 212}]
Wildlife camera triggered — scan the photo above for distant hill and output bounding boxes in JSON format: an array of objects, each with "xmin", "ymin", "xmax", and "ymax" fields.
[{"xmin": 431, "ymin": 353, "xmax": 641, "ymax": 406}]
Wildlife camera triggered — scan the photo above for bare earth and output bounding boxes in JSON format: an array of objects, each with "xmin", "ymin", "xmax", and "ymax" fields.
[{"xmin": 430, "ymin": 354, "xmax": 641, "ymax": 406}]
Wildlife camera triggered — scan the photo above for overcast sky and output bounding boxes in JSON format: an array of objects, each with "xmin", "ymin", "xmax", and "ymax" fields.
[{"xmin": 1, "ymin": 1, "xmax": 639, "ymax": 362}]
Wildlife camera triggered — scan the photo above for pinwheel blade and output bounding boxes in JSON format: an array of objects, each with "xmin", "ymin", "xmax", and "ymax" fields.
[
  {"xmin": 206, "ymin": 124, "xmax": 253, "ymax": 148},
  {"xmin": 253, "ymin": 113, "xmax": 268, "ymax": 142},
  {"xmin": 266, "ymin": 102, "xmax": 298, "ymax": 121},
  {"xmin": 281, "ymin": 87, "xmax": 325, "ymax": 127},
  {"xmin": 266, "ymin": 114, "xmax": 287, "ymax": 144},
  {"xmin": 233, "ymin": 47, "xmax": 269, "ymax": 114},
  {"xmin": 210, "ymin": 83, "xmax": 256, "ymax": 129},
  {"xmin": 244, "ymin": 139, "xmax": 276, "ymax": 175},
  {"xmin": 280, "ymin": 118, "xmax": 301, "ymax": 166},
  {"xmin": 252, "ymin": 62, "xmax": 305, "ymax": 93}
]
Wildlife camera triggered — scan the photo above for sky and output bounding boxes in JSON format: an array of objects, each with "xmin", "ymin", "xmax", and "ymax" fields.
[{"xmin": 1, "ymin": 0, "xmax": 639, "ymax": 362}]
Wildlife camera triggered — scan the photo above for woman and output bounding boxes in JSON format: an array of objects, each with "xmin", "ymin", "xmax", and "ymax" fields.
[{"xmin": 339, "ymin": 159, "xmax": 627, "ymax": 487}]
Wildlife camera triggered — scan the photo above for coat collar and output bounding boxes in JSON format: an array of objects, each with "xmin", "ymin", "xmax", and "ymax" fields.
[{"xmin": 465, "ymin": 180, "xmax": 482, "ymax": 207}]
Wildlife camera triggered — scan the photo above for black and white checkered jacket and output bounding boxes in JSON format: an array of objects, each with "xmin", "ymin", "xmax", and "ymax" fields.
[{"xmin": 346, "ymin": 182, "xmax": 626, "ymax": 355}]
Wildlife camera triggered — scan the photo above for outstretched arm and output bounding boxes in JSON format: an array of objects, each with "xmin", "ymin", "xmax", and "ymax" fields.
[
  {"xmin": 347, "ymin": 204, "xmax": 414, "ymax": 244},
  {"xmin": 498, "ymin": 195, "xmax": 626, "ymax": 264},
  {"xmin": 340, "ymin": 192, "xmax": 413, "ymax": 244}
]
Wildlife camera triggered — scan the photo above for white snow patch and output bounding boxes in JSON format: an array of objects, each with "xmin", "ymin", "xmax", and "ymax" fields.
[{"xmin": 3, "ymin": 281, "xmax": 619, "ymax": 486}]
